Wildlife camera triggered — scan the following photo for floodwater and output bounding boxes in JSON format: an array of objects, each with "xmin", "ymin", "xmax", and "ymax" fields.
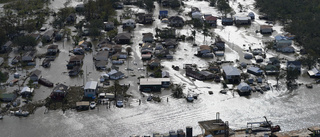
[{"xmin": 1, "ymin": 0, "xmax": 320, "ymax": 136}]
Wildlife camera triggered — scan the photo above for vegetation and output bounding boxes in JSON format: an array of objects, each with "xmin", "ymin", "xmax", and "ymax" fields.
[
  {"xmin": 0, "ymin": 71, "xmax": 9, "ymax": 83},
  {"xmin": 171, "ymin": 84, "xmax": 185, "ymax": 98},
  {"xmin": 13, "ymin": 35, "xmax": 37, "ymax": 50},
  {"xmin": 209, "ymin": 0, "xmax": 232, "ymax": 17},
  {"xmin": 256, "ymin": 0, "xmax": 320, "ymax": 68}
]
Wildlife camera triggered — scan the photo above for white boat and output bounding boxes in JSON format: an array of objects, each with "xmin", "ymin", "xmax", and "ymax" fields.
[{"xmin": 90, "ymin": 102, "xmax": 96, "ymax": 109}]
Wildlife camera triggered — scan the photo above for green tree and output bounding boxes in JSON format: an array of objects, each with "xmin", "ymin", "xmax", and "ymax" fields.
[
  {"xmin": 217, "ymin": 0, "xmax": 232, "ymax": 17},
  {"xmin": 13, "ymin": 35, "xmax": 37, "ymax": 49},
  {"xmin": 107, "ymin": 29, "xmax": 118, "ymax": 41}
]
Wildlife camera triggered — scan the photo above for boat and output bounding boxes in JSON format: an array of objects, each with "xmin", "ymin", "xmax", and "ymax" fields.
[
  {"xmin": 147, "ymin": 95, "xmax": 152, "ymax": 101},
  {"xmin": 90, "ymin": 102, "xmax": 96, "ymax": 109},
  {"xmin": 0, "ymin": 115, "xmax": 3, "ymax": 120},
  {"xmin": 14, "ymin": 110, "xmax": 30, "ymax": 117},
  {"xmin": 39, "ymin": 78, "xmax": 54, "ymax": 87},
  {"xmin": 186, "ymin": 94, "xmax": 194, "ymax": 102}
]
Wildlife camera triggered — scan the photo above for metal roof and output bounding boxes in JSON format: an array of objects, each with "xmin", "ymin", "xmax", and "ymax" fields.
[
  {"xmin": 140, "ymin": 78, "xmax": 170, "ymax": 86},
  {"xmin": 84, "ymin": 81, "xmax": 98, "ymax": 90},
  {"xmin": 222, "ymin": 66, "xmax": 240, "ymax": 76}
]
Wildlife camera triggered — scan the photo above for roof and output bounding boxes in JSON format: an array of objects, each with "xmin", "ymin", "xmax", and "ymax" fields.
[
  {"xmin": 199, "ymin": 45, "xmax": 211, "ymax": 51},
  {"xmin": 140, "ymin": 78, "xmax": 170, "ymax": 85},
  {"xmin": 205, "ymin": 16, "xmax": 217, "ymax": 21},
  {"xmin": 95, "ymin": 60, "xmax": 107, "ymax": 67},
  {"xmin": 53, "ymin": 84, "xmax": 68, "ymax": 93},
  {"xmin": 110, "ymin": 71, "xmax": 124, "ymax": 77},
  {"xmin": 47, "ymin": 44, "xmax": 58, "ymax": 49},
  {"xmin": 169, "ymin": 16, "xmax": 184, "ymax": 21},
  {"xmin": 222, "ymin": 66, "xmax": 241, "ymax": 76},
  {"xmin": 122, "ymin": 19, "xmax": 135, "ymax": 24},
  {"xmin": 0, "ymin": 93, "xmax": 16, "ymax": 99},
  {"xmin": 69, "ymin": 55, "xmax": 84, "ymax": 62},
  {"xmin": 234, "ymin": 16, "xmax": 251, "ymax": 20},
  {"xmin": 84, "ymin": 81, "xmax": 98, "ymax": 90},
  {"xmin": 43, "ymin": 29, "xmax": 54, "ymax": 36},
  {"xmin": 247, "ymin": 66, "xmax": 263, "ymax": 73},
  {"xmin": 31, "ymin": 69, "xmax": 41, "ymax": 77},
  {"xmin": 287, "ymin": 61, "xmax": 301, "ymax": 67},
  {"xmin": 237, "ymin": 82, "xmax": 250, "ymax": 89},
  {"xmin": 76, "ymin": 101, "xmax": 89, "ymax": 106},
  {"xmin": 260, "ymin": 25, "xmax": 272, "ymax": 29},
  {"xmin": 94, "ymin": 51, "xmax": 109, "ymax": 61},
  {"xmin": 21, "ymin": 86, "xmax": 34, "ymax": 93},
  {"xmin": 23, "ymin": 51, "xmax": 36, "ymax": 57},
  {"xmin": 115, "ymin": 33, "xmax": 131, "ymax": 40},
  {"xmin": 198, "ymin": 119, "xmax": 227, "ymax": 132},
  {"xmin": 199, "ymin": 71, "xmax": 213, "ymax": 76},
  {"xmin": 165, "ymin": 39, "xmax": 177, "ymax": 45}
]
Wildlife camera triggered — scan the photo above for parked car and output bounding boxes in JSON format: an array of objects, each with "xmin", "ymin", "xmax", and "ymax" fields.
[{"xmin": 186, "ymin": 94, "xmax": 194, "ymax": 102}]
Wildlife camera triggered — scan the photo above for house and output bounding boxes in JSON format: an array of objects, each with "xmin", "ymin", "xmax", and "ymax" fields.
[
  {"xmin": 276, "ymin": 45, "xmax": 295, "ymax": 53},
  {"xmin": 265, "ymin": 64, "xmax": 280, "ymax": 75},
  {"xmin": 234, "ymin": 16, "xmax": 251, "ymax": 25},
  {"xmin": 148, "ymin": 59, "xmax": 161, "ymax": 69},
  {"xmin": 168, "ymin": 16, "xmax": 184, "ymax": 27},
  {"xmin": 163, "ymin": 39, "xmax": 177, "ymax": 49},
  {"xmin": 78, "ymin": 40, "xmax": 92, "ymax": 51},
  {"xmin": 237, "ymin": 82, "xmax": 252, "ymax": 96},
  {"xmin": 0, "ymin": 41, "xmax": 12, "ymax": 53},
  {"xmin": 157, "ymin": 27, "xmax": 176, "ymax": 38},
  {"xmin": 84, "ymin": 81, "xmax": 98, "ymax": 98},
  {"xmin": 222, "ymin": 65, "xmax": 241, "ymax": 84},
  {"xmin": 268, "ymin": 57, "xmax": 280, "ymax": 66},
  {"xmin": 11, "ymin": 56, "xmax": 20, "ymax": 65},
  {"xmin": 47, "ymin": 44, "xmax": 59, "ymax": 55},
  {"xmin": 287, "ymin": 61, "xmax": 301, "ymax": 73},
  {"xmin": 214, "ymin": 37, "xmax": 225, "ymax": 51},
  {"xmin": 95, "ymin": 60, "xmax": 107, "ymax": 70},
  {"xmin": 252, "ymin": 48, "xmax": 263, "ymax": 55},
  {"xmin": 137, "ymin": 13, "xmax": 154, "ymax": 24},
  {"xmin": 68, "ymin": 66, "xmax": 81, "ymax": 76},
  {"xmin": 244, "ymin": 52, "xmax": 253, "ymax": 59},
  {"xmin": 22, "ymin": 51, "xmax": 36, "ymax": 62},
  {"xmin": 248, "ymin": 12, "xmax": 255, "ymax": 20},
  {"xmin": 260, "ymin": 25, "xmax": 273, "ymax": 34},
  {"xmin": 142, "ymin": 33, "xmax": 154, "ymax": 43},
  {"xmin": 68, "ymin": 55, "xmax": 84, "ymax": 68},
  {"xmin": 20, "ymin": 86, "xmax": 34, "ymax": 97},
  {"xmin": 114, "ymin": 33, "xmax": 131, "ymax": 44},
  {"xmin": 198, "ymin": 119, "xmax": 229, "ymax": 137},
  {"xmin": 113, "ymin": 44, "xmax": 122, "ymax": 53},
  {"xmin": 255, "ymin": 55, "xmax": 264, "ymax": 63},
  {"xmin": 76, "ymin": 101, "xmax": 89, "ymax": 110},
  {"xmin": 42, "ymin": 29, "xmax": 55, "ymax": 42},
  {"xmin": 108, "ymin": 70, "xmax": 124, "ymax": 80},
  {"xmin": 122, "ymin": 19, "xmax": 136, "ymax": 28},
  {"xmin": 247, "ymin": 66, "xmax": 263, "ymax": 76},
  {"xmin": 222, "ymin": 17, "xmax": 233, "ymax": 25},
  {"xmin": 159, "ymin": 10, "xmax": 168, "ymax": 19},
  {"xmin": 139, "ymin": 78, "xmax": 171, "ymax": 92},
  {"xmin": 111, "ymin": 52, "xmax": 127, "ymax": 60},
  {"xmin": 30, "ymin": 69, "xmax": 41, "ymax": 81},
  {"xmin": 186, "ymin": 66, "xmax": 214, "ymax": 80},
  {"xmin": 0, "ymin": 93, "xmax": 17, "ymax": 102},
  {"xmin": 50, "ymin": 84, "xmax": 68, "ymax": 100},
  {"xmin": 308, "ymin": 68, "xmax": 320, "ymax": 77},
  {"xmin": 204, "ymin": 16, "xmax": 217, "ymax": 27},
  {"xmin": 94, "ymin": 51, "xmax": 109, "ymax": 61},
  {"xmin": 198, "ymin": 45, "xmax": 211, "ymax": 56},
  {"xmin": 104, "ymin": 22, "xmax": 115, "ymax": 31},
  {"xmin": 141, "ymin": 54, "xmax": 152, "ymax": 60}
]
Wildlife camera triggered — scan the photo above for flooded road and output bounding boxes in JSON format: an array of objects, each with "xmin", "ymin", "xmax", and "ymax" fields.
[{"xmin": 1, "ymin": 0, "xmax": 320, "ymax": 136}]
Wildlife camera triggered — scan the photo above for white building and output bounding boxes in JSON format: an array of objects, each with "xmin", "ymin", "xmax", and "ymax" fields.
[{"xmin": 84, "ymin": 81, "xmax": 98, "ymax": 98}]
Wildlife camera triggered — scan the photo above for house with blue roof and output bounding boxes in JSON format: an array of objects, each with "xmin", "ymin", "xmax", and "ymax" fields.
[
  {"xmin": 222, "ymin": 66, "xmax": 241, "ymax": 84},
  {"xmin": 247, "ymin": 66, "xmax": 263, "ymax": 76}
]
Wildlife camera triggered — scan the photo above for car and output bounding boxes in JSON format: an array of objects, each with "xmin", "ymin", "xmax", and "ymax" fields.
[
  {"xmin": 40, "ymin": 27, "xmax": 47, "ymax": 31},
  {"xmin": 125, "ymin": 68, "xmax": 134, "ymax": 71},
  {"xmin": 138, "ymin": 68, "xmax": 145, "ymax": 71},
  {"xmin": 116, "ymin": 100, "xmax": 123, "ymax": 108},
  {"xmin": 90, "ymin": 102, "xmax": 96, "ymax": 109}
]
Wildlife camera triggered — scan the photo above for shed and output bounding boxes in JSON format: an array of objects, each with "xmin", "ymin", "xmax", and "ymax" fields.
[
  {"xmin": 0, "ymin": 93, "xmax": 17, "ymax": 102},
  {"xmin": 247, "ymin": 66, "xmax": 263, "ymax": 76},
  {"xmin": 30, "ymin": 69, "xmax": 41, "ymax": 81}
]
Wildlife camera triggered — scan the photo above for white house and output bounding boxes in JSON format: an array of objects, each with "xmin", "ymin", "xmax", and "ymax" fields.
[
  {"xmin": 84, "ymin": 81, "xmax": 98, "ymax": 98},
  {"xmin": 308, "ymin": 68, "xmax": 320, "ymax": 77},
  {"xmin": 192, "ymin": 11, "xmax": 202, "ymax": 19},
  {"xmin": 20, "ymin": 86, "xmax": 34, "ymax": 97}
]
